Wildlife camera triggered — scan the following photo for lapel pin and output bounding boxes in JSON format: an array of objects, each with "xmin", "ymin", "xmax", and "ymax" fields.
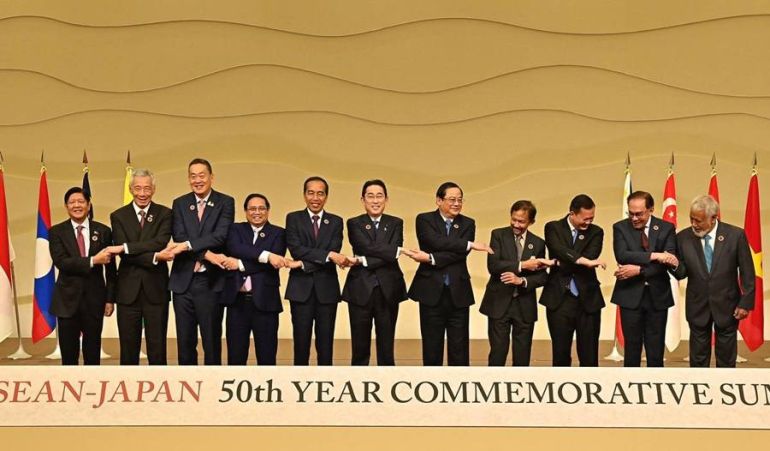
[
  {"xmin": 527, "ymin": 243, "xmax": 534, "ymax": 249},
  {"xmin": 323, "ymin": 219, "xmax": 329, "ymax": 225},
  {"xmin": 453, "ymin": 224, "xmax": 459, "ymax": 229},
  {"xmin": 384, "ymin": 226, "xmax": 388, "ymax": 232},
  {"xmin": 653, "ymin": 225, "xmax": 659, "ymax": 231},
  {"xmin": 578, "ymin": 235, "xmax": 585, "ymax": 240},
  {"xmin": 718, "ymin": 235, "xmax": 724, "ymax": 242},
  {"xmin": 365, "ymin": 224, "xmax": 371, "ymax": 230},
  {"xmin": 147, "ymin": 215, "xmax": 154, "ymax": 223},
  {"xmin": 259, "ymin": 232, "xmax": 266, "ymax": 238},
  {"xmin": 207, "ymin": 201, "xmax": 214, "ymax": 207},
  {"xmin": 189, "ymin": 205, "xmax": 195, "ymax": 211},
  {"xmin": 92, "ymin": 235, "xmax": 98, "ymax": 241}
]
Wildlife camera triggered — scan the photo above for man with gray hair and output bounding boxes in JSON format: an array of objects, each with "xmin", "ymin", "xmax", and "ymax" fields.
[
  {"xmin": 106, "ymin": 169, "xmax": 174, "ymax": 365},
  {"xmin": 672, "ymin": 194, "xmax": 755, "ymax": 367}
]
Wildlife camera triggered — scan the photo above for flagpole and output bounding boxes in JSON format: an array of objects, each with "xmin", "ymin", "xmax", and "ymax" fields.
[
  {"xmin": 6, "ymin": 263, "xmax": 30, "ymax": 359},
  {"xmin": 604, "ymin": 153, "xmax": 630, "ymax": 362}
]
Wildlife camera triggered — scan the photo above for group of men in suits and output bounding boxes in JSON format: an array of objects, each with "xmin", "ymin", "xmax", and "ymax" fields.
[{"xmin": 49, "ymin": 165, "xmax": 756, "ymax": 368}]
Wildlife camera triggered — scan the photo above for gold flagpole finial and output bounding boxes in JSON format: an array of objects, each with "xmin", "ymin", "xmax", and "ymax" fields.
[
  {"xmin": 82, "ymin": 150, "xmax": 88, "ymax": 165},
  {"xmin": 0, "ymin": 151, "xmax": 5, "ymax": 170},
  {"xmin": 126, "ymin": 150, "xmax": 132, "ymax": 166},
  {"xmin": 752, "ymin": 152, "xmax": 758, "ymax": 175},
  {"xmin": 625, "ymin": 152, "xmax": 631, "ymax": 170}
]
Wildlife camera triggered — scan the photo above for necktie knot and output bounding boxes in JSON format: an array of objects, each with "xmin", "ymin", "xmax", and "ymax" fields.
[
  {"xmin": 445, "ymin": 219, "xmax": 452, "ymax": 235},
  {"xmin": 76, "ymin": 225, "xmax": 84, "ymax": 233},
  {"xmin": 312, "ymin": 215, "xmax": 320, "ymax": 238},
  {"xmin": 373, "ymin": 220, "xmax": 379, "ymax": 229},
  {"xmin": 704, "ymin": 235, "xmax": 711, "ymax": 243}
]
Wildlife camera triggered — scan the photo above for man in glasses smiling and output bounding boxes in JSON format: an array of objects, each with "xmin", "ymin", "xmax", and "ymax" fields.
[{"xmin": 407, "ymin": 182, "xmax": 493, "ymax": 366}]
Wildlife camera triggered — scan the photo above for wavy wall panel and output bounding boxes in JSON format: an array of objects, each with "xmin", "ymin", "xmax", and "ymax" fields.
[{"xmin": 0, "ymin": 1, "xmax": 768, "ymax": 342}]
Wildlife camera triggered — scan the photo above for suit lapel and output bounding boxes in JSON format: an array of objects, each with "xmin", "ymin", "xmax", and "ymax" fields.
[
  {"xmin": 520, "ymin": 232, "xmax": 534, "ymax": 262},
  {"xmin": 690, "ymin": 231, "xmax": 710, "ymax": 278},
  {"xmin": 62, "ymin": 223, "xmax": 81, "ymax": 258},
  {"xmin": 199, "ymin": 191, "xmax": 221, "ymax": 232},
  {"xmin": 647, "ymin": 218, "xmax": 660, "ymax": 251},
  {"xmin": 363, "ymin": 215, "xmax": 376, "ymax": 242},
  {"xmin": 184, "ymin": 193, "xmax": 200, "ymax": 238},
  {"xmin": 88, "ymin": 225, "xmax": 101, "ymax": 256},
  {"xmin": 710, "ymin": 223, "xmax": 727, "ymax": 273}
]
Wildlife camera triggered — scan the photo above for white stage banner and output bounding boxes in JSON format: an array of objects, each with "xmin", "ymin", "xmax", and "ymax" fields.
[{"xmin": 1, "ymin": 366, "xmax": 769, "ymax": 428}]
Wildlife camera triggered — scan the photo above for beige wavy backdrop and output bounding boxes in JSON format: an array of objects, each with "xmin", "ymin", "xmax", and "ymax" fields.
[{"xmin": 1, "ymin": 0, "xmax": 768, "ymax": 343}]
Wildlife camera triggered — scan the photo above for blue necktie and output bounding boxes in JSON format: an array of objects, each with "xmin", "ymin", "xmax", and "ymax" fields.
[
  {"xmin": 703, "ymin": 235, "xmax": 713, "ymax": 273},
  {"xmin": 568, "ymin": 228, "xmax": 579, "ymax": 296},
  {"xmin": 443, "ymin": 219, "xmax": 452, "ymax": 285}
]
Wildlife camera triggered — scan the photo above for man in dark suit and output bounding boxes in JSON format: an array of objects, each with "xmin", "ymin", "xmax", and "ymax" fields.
[
  {"xmin": 480, "ymin": 200, "xmax": 552, "ymax": 366},
  {"xmin": 105, "ymin": 169, "xmax": 173, "ymax": 365},
  {"xmin": 406, "ymin": 182, "xmax": 493, "ymax": 366},
  {"xmin": 673, "ymin": 194, "xmax": 755, "ymax": 367},
  {"xmin": 611, "ymin": 191, "xmax": 680, "ymax": 367},
  {"xmin": 342, "ymin": 179, "xmax": 408, "ymax": 365},
  {"xmin": 220, "ymin": 193, "xmax": 288, "ymax": 365},
  {"xmin": 284, "ymin": 176, "xmax": 348, "ymax": 365},
  {"xmin": 166, "ymin": 158, "xmax": 235, "ymax": 365},
  {"xmin": 49, "ymin": 187, "xmax": 116, "ymax": 365},
  {"xmin": 540, "ymin": 194, "xmax": 607, "ymax": 367}
]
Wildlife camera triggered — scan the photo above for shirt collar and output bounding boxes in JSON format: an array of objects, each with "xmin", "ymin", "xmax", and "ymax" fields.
[
  {"xmin": 132, "ymin": 202, "xmax": 151, "ymax": 215},
  {"xmin": 195, "ymin": 192, "xmax": 211, "ymax": 205},
  {"xmin": 439, "ymin": 213, "xmax": 455, "ymax": 224},
  {"xmin": 705, "ymin": 220, "xmax": 719, "ymax": 241},
  {"xmin": 71, "ymin": 218, "xmax": 90, "ymax": 231},
  {"xmin": 566, "ymin": 216, "xmax": 577, "ymax": 234},
  {"xmin": 368, "ymin": 215, "xmax": 382, "ymax": 223},
  {"xmin": 251, "ymin": 224, "xmax": 265, "ymax": 234},
  {"xmin": 307, "ymin": 209, "xmax": 324, "ymax": 220}
]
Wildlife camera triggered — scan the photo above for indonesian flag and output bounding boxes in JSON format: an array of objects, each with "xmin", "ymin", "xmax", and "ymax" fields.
[
  {"xmin": 0, "ymin": 167, "xmax": 14, "ymax": 341},
  {"xmin": 662, "ymin": 168, "xmax": 681, "ymax": 351},
  {"xmin": 739, "ymin": 167, "xmax": 763, "ymax": 351},
  {"xmin": 31, "ymin": 167, "xmax": 56, "ymax": 342},
  {"xmin": 614, "ymin": 163, "xmax": 632, "ymax": 348}
]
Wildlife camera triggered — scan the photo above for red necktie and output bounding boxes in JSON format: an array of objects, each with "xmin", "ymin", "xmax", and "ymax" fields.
[{"xmin": 76, "ymin": 225, "xmax": 86, "ymax": 257}]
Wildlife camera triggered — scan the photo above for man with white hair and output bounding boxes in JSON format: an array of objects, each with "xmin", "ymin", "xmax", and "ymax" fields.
[
  {"xmin": 107, "ymin": 168, "xmax": 174, "ymax": 365},
  {"xmin": 673, "ymin": 194, "xmax": 755, "ymax": 367}
]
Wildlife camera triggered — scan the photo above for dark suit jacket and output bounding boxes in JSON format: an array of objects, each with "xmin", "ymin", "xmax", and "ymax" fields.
[
  {"xmin": 540, "ymin": 216, "xmax": 605, "ymax": 313},
  {"xmin": 480, "ymin": 227, "xmax": 547, "ymax": 323},
  {"xmin": 284, "ymin": 210, "xmax": 343, "ymax": 304},
  {"xmin": 222, "ymin": 221, "xmax": 286, "ymax": 312},
  {"xmin": 407, "ymin": 210, "xmax": 475, "ymax": 308},
  {"xmin": 342, "ymin": 213, "xmax": 408, "ymax": 306},
  {"xmin": 49, "ymin": 220, "xmax": 117, "ymax": 318},
  {"xmin": 610, "ymin": 216, "xmax": 677, "ymax": 310},
  {"xmin": 168, "ymin": 190, "xmax": 235, "ymax": 294},
  {"xmin": 673, "ymin": 222, "xmax": 755, "ymax": 328},
  {"xmin": 110, "ymin": 202, "xmax": 172, "ymax": 305}
]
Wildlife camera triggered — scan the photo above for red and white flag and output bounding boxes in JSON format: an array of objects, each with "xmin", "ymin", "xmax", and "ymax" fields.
[{"xmin": 662, "ymin": 155, "xmax": 681, "ymax": 351}]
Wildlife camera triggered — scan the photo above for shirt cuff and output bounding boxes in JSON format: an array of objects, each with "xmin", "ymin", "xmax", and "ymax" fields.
[
  {"xmin": 521, "ymin": 277, "xmax": 527, "ymax": 288},
  {"xmin": 396, "ymin": 246, "xmax": 402, "ymax": 259},
  {"xmin": 89, "ymin": 257, "xmax": 94, "ymax": 268},
  {"xmin": 325, "ymin": 252, "xmax": 331, "ymax": 263},
  {"xmin": 123, "ymin": 243, "xmax": 129, "ymax": 254},
  {"xmin": 466, "ymin": 241, "xmax": 472, "ymax": 251},
  {"xmin": 517, "ymin": 261, "xmax": 522, "ymax": 273},
  {"xmin": 258, "ymin": 251, "xmax": 270, "ymax": 264},
  {"xmin": 430, "ymin": 254, "xmax": 436, "ymax": 266},
  {"xmin": 360, "ymin": 256, "xmax": 368, "ymax": 267},
  {"xmin": 238, "ymin": 259, "xmax": 245, "ymax": 272},
  {"xmin": 152, "ymin": 253, "xmax": 159, "ymax": 265},
  {"xmin": 185, "ymin": 241, "xmax": 192, "ymax": 251}
]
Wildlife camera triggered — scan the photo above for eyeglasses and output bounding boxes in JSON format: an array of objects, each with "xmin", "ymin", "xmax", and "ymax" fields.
[
  {"xmin": 627, "ymin": 211, "xmax": 649, "ymax": 218},
  {"xmin": 443, "ymin": 197, "xmax": 464, "ymax": 205},
  {"xmin": 247, "ymin": 206, "xmax": 269, "ymax": 213},
  {"xmin": 364, "ymin": 194, "xmax": 386, "ymax": 201}
]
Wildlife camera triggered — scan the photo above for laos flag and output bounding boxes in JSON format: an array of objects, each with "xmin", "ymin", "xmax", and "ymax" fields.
[{"xmin": 32, "ymin": 167, "xmax": 55, "ymax": 342}]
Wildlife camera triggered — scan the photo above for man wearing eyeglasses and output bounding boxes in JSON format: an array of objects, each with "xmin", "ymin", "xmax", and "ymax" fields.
[
  {"xmin": 219, "ymin": 193, "xmax": 289, "ymax": 365},
  {"xmin": 610, "ymin": 191, "xmax": 679, "ymax": 367},
  {"xmin": 342, "ymin": 179, "xmax": 408, "ymax": 365},
  {"xmin": 407, "ymin": 182, "xmax": 493, "ymax": 366},
  {"xmin": 105, "ymin": 169, "xmax": 174, "ymax": 365}
]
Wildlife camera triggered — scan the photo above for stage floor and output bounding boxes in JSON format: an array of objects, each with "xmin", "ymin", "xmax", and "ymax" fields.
[{"xmin": 2, "ymin": 338, "xmax": 769, "ymax": 367}]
